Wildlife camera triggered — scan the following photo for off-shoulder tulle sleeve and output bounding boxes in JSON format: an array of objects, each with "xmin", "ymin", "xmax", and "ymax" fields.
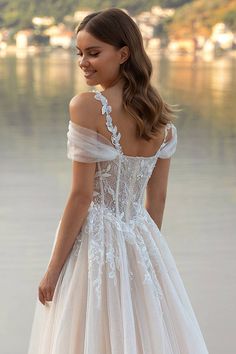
[
  {"xmin": 67, "ymin": 120, "xmax": 118, "ymax": 163},
  {"xmin": 159, "ymin": 123, "xmax": 177, "ymax": 159}
]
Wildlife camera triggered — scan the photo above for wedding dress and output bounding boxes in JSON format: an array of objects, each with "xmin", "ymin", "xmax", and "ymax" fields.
[{"xmin": 28, "ymin": 90, "xmax": 209, "ymax": 354}]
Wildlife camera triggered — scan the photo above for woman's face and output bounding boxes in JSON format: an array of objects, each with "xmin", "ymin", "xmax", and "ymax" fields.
[{"xmin": 76, "ymin": 30, "xmax": 129, "ymax": 89}]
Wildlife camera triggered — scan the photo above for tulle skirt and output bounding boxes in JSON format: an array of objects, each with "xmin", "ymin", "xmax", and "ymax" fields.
[{"xmin": 28, "ymin": 205, "xmax": 209, "ymax": 354}]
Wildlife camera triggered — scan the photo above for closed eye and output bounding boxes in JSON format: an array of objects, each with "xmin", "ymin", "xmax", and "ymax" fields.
[
  {"xmin": 76, "ymin": 52, "xmax": 99, "ymax": 57},
  {"xmin": 90, "ymin": 53, "xmax": 99, "ymax": 57}
]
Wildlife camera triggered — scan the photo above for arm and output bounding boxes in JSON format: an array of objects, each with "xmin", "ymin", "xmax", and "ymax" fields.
[
  {"xmin": 145, "ymin": 158, "xmax": 171, "ymax": 231},
  {"xmin": 38, "ymin": 93, "xmax": 98, "ymax": 305},
  {"xmin": 145, "ymin": 126, "xmax": 173, "ymax": 230},
  {"xmin": 46, "ymin": 162, "xmax": 96, "ymax": 274}
]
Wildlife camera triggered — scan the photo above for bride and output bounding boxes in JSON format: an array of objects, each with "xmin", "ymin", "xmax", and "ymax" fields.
[{"xmin": 28, "ymin": 7, "xmax": 209, "ymax": 354}]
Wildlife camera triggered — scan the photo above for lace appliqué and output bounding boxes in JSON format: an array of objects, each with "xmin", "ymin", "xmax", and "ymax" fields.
[
  {"xmin": 164, "ymin": 122, "xmax": 173, "ymax": 142},
  {"xmin": 93, "ymin": 90, "xmax": 123, "ymax": 155},
  {"xmin": 68, "ymin": 91, "xmax": 177, "ymax": 311},
  {"xmin": 123, "ymin": 213, "xmax": 164, "ymax": 303},
  {"xmin": 71, "ymin": 205, "xmax": 164, "ymax": 309}
]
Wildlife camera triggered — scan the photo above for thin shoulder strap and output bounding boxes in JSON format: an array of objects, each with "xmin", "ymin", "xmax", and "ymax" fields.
[{"xmin": 92, "ymin": 90, "xmax": 123, "ymax": 154}]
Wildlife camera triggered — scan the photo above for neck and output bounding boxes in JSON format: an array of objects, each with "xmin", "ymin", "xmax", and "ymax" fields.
[{"xmin": 101, "ymin": 75, "xmax": 124, "ymax": 91}]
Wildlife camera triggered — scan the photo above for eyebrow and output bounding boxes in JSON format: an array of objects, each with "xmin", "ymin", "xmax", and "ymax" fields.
[{"xmin": 76, "ymin": 46, "xmax": 102, "ymax": 51}]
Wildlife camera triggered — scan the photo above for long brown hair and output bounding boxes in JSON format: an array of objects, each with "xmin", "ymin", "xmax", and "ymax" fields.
[{"xmin": 76, "ymin": 8, "xmax": 177, "ymax": 141}]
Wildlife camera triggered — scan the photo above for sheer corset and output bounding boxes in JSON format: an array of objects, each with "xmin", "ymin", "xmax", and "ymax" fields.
[
  {"xmin": 67, "ymin": 90, "xmax": 177, "ymax": 222},
  {"xmin": 92, "ymin": 154, "xmax": 158, "ymax": 222}
]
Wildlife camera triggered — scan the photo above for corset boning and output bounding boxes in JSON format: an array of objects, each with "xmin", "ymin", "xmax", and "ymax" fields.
[{"xmin": 91, "ymin": 156, "xmax": 157, "ymax": 222}]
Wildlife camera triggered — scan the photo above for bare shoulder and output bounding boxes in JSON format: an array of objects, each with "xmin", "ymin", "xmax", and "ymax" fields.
[{"xmin": 69, "ymin": 92, "xmax": 100, "ymax": 129}]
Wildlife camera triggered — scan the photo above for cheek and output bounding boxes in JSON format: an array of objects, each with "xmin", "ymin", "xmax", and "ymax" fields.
[
  {"xmin": 99, "ymin": 55, "xmax": 120, "ymax": 74},
  {"xmin": 99, "ymin": 52, "xmax": 120, "ymax": 66}
]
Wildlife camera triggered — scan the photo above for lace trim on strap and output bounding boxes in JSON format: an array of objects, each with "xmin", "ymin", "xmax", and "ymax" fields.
[
  {"xmin": 93, "ymin": 90, "xmax": 123, "ymax": 155},
  {"xmin": 159, "ymin": 122, "xmax": 177, "ymax": 159},
  {"xmin": 163, "ymin": 122, "xmax": 173, "ymax": 143}
]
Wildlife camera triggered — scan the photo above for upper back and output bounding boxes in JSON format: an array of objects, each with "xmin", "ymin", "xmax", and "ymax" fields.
[
  {"xmin": 69, "ymin": 88, "xmax": 174, "ymax": 160},
  {"xmin": 95, "ymin": 89, "xmax": 166, "ymax": 158}
]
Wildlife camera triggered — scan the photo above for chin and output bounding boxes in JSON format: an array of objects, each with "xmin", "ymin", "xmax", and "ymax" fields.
[{"xmin": 86, "ymin": 78, "xmax": 100, "ymax": 86}]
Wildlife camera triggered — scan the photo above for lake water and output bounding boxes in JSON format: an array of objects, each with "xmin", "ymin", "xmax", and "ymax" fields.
[{"xmin": 0, "ymin": 51, "xmax": 236, "ymax": 354}]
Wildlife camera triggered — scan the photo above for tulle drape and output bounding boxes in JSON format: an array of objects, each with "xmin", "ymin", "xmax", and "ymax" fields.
[
  {"xmin": 67, "ymin": 121, "xmax": 118, "ymax": 163},
  {"xmin": 28, "ymin": 206, "xmax": 208, "ymax": 354},
  {"xmin": 67, "ymin": 120, "xmax": 178, "ymax": 162},
  {"xmin": 159, "ymin": 124, "xmax": 177, "ymax": 159}
]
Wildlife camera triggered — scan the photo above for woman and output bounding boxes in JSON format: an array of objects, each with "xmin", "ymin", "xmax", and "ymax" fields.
[{"xmin": 28, "ymin": 8, "xmax": 209, "ymax": 354}]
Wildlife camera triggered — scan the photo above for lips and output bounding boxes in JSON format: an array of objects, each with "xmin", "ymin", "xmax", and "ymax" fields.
[{"xmin": 84, "ymin": 71, "xmax": 96, "ymax": 78}]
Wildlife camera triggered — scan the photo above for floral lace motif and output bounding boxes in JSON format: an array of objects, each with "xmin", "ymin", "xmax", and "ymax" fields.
[
  {"xmin": 162, "ymin": 121, "xmax": 174, "ymax": 145},
  {"xmin": 69, "ymin": 90, "xmax": 177, "ymax": 309},
  {"xmin": 93, "ymin": 90, "xmax": 123, "ymax": 155},
  {"xmin": 72, "ymin": 204, "xmax": 164, "ymax": 309}
]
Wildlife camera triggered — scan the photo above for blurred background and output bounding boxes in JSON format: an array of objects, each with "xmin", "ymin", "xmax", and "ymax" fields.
[{"xmin": 0, "ymin": 1, "xmax": 236, "ymax": 353}]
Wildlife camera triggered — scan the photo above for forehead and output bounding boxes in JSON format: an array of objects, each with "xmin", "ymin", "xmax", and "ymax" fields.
[{"xmin": 76, "ymin": 30, "xmax": 108, "ymax": 49}]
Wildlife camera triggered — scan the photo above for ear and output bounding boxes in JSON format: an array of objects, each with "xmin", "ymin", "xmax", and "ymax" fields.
[{"xmin": 119, "ymin": 46, "xmax": 130, "ymax": 64}]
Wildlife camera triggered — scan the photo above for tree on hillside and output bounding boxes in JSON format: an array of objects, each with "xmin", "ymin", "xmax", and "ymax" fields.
[
  {"xmin": 77, "ymin": 0, "xmax": 154, "ymax": 15},
  {"xmin": 0, "ymin": 0, "xmax": 195, "ymax": 30},
  {"xmin": 224, "ymin": 9, "xmax": 236, "ymax": 31},
  {"xmin": 76, "ymin": 0, "xmax": 193, "ymax": 14},
  {"xmin": 166, "ymin": 0, "xmax": 236, "ymax": 39},
  {"xmin": 37, "ymin": 0, "xmax": 78, "ymax": 22},
  {"xmin": 159, "ymin": 0, "xmax": 192, "ymax": 8},
  {"xmin": 0, "ymin": 0, "xmax": 79, "ymax": 29}
]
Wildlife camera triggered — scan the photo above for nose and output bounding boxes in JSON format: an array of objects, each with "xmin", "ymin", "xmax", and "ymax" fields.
[{"xmin": 79, "ymin": 55, "xmax": 89, "ymax": 69}]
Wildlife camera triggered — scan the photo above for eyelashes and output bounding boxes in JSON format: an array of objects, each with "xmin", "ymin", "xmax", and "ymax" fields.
[{"xmin": 76, "ymin": 52, "xmax": 99, "ymax": 57}]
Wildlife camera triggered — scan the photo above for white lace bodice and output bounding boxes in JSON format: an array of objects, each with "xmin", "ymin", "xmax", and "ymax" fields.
[{"xmin": 67, "ymin": 90, "xmax": 177, "ymax": 222}]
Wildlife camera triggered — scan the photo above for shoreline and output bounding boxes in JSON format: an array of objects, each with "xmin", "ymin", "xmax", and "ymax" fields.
[{"xmin": 1, "ymin": 44, "xmax": 236, "ymax": 61}]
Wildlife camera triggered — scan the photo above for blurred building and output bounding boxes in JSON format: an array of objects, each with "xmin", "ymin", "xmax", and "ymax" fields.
[
  {"xmin": 167, "ymin": 39, "xmax": 195, "ymax": 54},
  {"xmin": 44, "ymin": 24, "xmax": 74, "ymax": 49},
  {"xmin": 15, "ymin": 30, "xmax": 34, "ymax": 49},
  {"xmin": 32, "ymin": 17, "xmax": 55, "ymax": 27},
  {"xmin": 136, "ymin": 6, "xmax": 175, "ymax": 48},
  {"xmin": 73, "ymin": 10, "xmax": 92, "ymax": 24},
  {"xmin": 211, "ymin": 22, "xmax": 234, "ymax": 50}
]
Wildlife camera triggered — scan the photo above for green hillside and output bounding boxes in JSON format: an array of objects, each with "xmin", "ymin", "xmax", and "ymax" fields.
[
  {"xmin": 167, "ymin": 0, "xmax": 236, "ymax": 38},
  {"xmin": 0, "ymin": 0, "xmax": 193, "ymax": 29},
  {"xmin": 76, "ymin": 0, "xmax": 192, "ymax": 13},
  {"xmin": 0, "ymin": 0, "xmax": 235, "ymax": 40}
]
